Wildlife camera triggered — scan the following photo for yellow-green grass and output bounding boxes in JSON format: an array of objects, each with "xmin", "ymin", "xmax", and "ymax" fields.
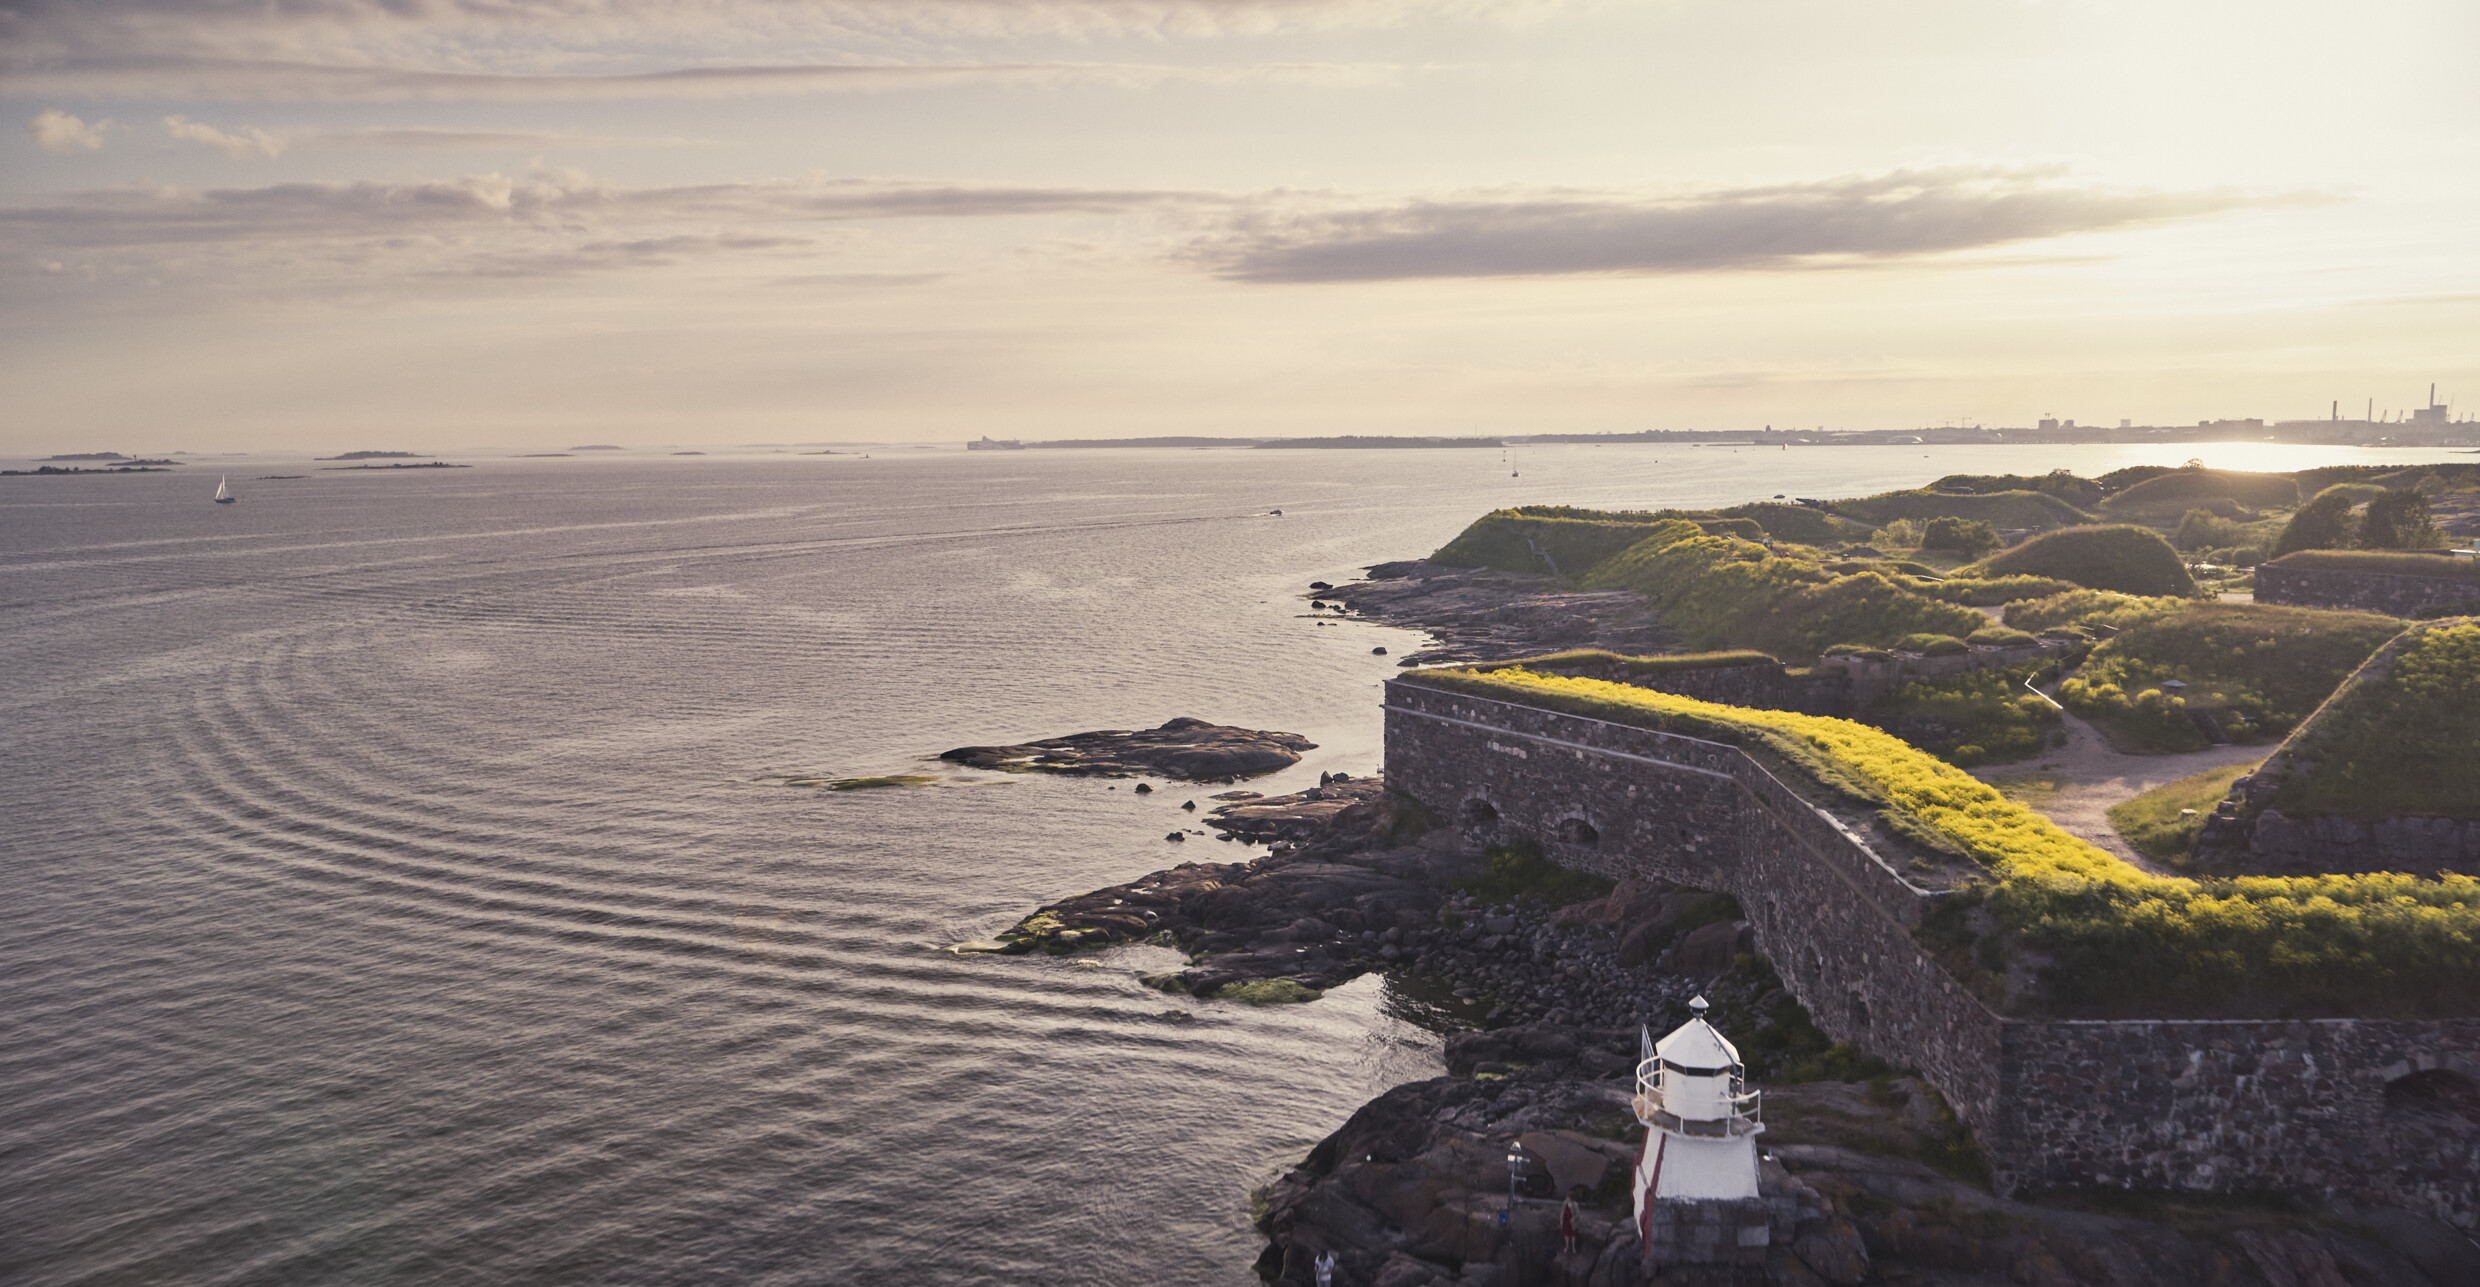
[
  {"xmin": 2002, "ymin": 589, "xmax": 2189, "ymax": 634},
  {"xmin": 1962, "ymin": 524, "xmax": 2197, "ymax": 598},
  {"xmin": 2266, "ymin": 620, "xmax": 2480, "ymax": 821},
  {"xmin": 2058, "ymin": 602, "xmax": 2402, "ymax": 752},
  {"xmin": 1429, "ymin": 511, "xmax": 1696, "ymax": 575},
  {"xmin": 2109, "ymin": 761, "xmax": 2261, "ymax": 864},
  {"xmin": 1579, "ymin": 534, "xmax": 1986, "ymax": 660},
  {"xmin": 1405, "ymin": 665, "xmax": 2480, "ymax": 1017},
  {"xmin": 1481, "ymin": 647, "xmax": 1778, "ymax": 676},
  {"xmin": 1920, "ymin": 575, "xmax": 2081, "ymax": 607}
]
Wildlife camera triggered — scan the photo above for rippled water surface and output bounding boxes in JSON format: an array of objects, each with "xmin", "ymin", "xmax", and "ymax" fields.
[{"xmin": 4, "ymin": 443, "xmax": 2457, "ymax": 1285}]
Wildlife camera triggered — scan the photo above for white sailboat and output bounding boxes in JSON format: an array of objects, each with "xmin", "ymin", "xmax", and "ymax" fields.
[{"xmin": 213, "ymin": 475, "xmax": 236, "ymax": 504}]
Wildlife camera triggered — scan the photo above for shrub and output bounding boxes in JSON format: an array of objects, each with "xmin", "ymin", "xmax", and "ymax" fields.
[
  {"xmin": 2264, "ymin": 620, "xmax": 2480, "ymax": 821},
  {"xmin": 1896, "ymin": 633, "xmax": 1970, "ymax": 656},
  {"xmin": 1402, "ymin": 666, "xmax": 2480, "ymax": 1017},
  {"xmin": 1457, "ymin": 838, "xmax": 1617, "ymax": 905},
  {"xmin": 1921, "ymin": 575, "xmax": 2081, "ymax": 606},
  {"xmin": 1480, "ymin": 648, "xmax": 1778, "ymax": 677},
  {"xmin": 2174, "ymin": 508, "xmax": 2282, "ymax": 553},
  {"xmin": 1921, "ymin": 516, "xmax": 2002, "ymax": 558},
  {"xmin": 1965, "ymin": 524, "xmax": 2198, "ymax": 597},
  {"xmin": 2360, "ymin": 489, "xmax": 2446, "ymax": 549},
  {"xmin": 2058, "ymin": 602, "xmax": 2402, "ymax": 751},
  {"xmin": 1579, "ymin": 533, "xmax": 1986, "ymax": 660},
  {"xmin": 1967, "ymin": 627, "xmax": 2038, "ymax": 647},
  {"xmin": 2271, "ymin": 484, "xmax": 2379, "ymax": 556},
  {"xmin": 2097, "ymin": 468, "xmax": 2299, "ymax": 518},
  {"xmin": 1861, "ymin": 663, "xmax": 2062, "ymax": 767},
  {"xmin": 2002, "ymin": 588, "xmax": 2188, "ymax": 634}
]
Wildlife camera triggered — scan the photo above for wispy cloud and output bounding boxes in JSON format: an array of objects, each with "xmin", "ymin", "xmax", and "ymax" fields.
[
  {"xmin": 163, "ymin": 114, "xmax": 283, "ymax": 157},
  {"xmin": 1193, "ymin": 168, "xmax": 2337, "ymax": 282},
  {"xmin": 13, "ymin": 55, "xmax": 1400, "ymax": 102},
  {"xmin": 2, "ymin": 0, "xmax": 1461, "ymax": 100},
  {"xmin": 27, "ymin": 108, "xmax": 111, "ymax": 153}
]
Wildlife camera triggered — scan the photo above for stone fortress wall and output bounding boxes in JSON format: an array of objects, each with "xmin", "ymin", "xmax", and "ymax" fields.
[
  {"xmin": 1382, "ymin": 679, "xmax": 2480, "ymax": 1230},
  {"xmin": 2256, "ymin": 556, "xmax": 2480, "ymax": 617}
]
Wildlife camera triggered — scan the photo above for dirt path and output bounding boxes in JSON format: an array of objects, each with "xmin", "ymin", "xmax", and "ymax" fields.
[{"xmin": 1972, "ymin": 704, "xmax": 2266, "ymax": 874}]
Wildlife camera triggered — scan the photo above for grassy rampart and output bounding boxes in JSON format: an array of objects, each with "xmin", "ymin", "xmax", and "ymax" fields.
[
  {"xmin": 1962, "ymin": 524, "xmax": 2197, "ymax": 598},
  {"xmin": 1828, "ymin": 488, "xmax": 2094, "ymax": 531},
  {"xmin": 2095, "ymin": 468, "xmax": 2299, "ymax": 518},
  {"xmin": 2265, "ymin": 549, "xmax": 2480, "ymax": 580},
  {"xmin": 1402, "ymin": 665, "xmax": 2480, "ymax": 1018},
  {"xmin": 2056, "ymin": 602, "xmax": 2401, "ymax": 751},
  {"xmin": 2261, "ymin": 619, "xmax": 2480, "ymax": 821},
  {"xmin": 1429, "ymin": 511, "xmax": 1696, "ymax": 575}
]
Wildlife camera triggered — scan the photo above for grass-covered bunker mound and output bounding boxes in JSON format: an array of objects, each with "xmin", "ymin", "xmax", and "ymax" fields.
[
  {"xmin": 2257, "ymin": 618, "xmax": 2480, "ymax": 822},
  {"xmin": 1402, "ymin": 664, "xmax": 2480, "ymax": 1019},
  {"xmin": 2055, "ymin": 601, "xmax": 2404, "ymax": 751},
  {"xmin": 1962, "ymin": 524, "xmax": 2197, "ymax": 597},
  {"xmin": 2094, "ymin": 468, "xmax": 2300, "ymax": 519}
]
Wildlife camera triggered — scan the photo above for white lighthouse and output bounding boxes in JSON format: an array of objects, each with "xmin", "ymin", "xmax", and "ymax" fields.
[{"xmin": 1629, "ymin": 996, "xmax": 1764, "ymax": 1225}]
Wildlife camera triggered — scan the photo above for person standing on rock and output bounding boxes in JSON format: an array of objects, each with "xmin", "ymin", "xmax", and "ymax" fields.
[
  {"xmin": 1313, "ymin": 1249, "xmax": 1338, "ymax": 1286},
  {"xmin": 1560, "ymin": 1194, "xmax": 1578, "ymax": 1255}
]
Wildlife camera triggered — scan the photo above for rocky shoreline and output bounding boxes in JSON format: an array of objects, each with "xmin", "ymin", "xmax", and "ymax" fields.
[
  {"xmin": 974, "ymin": 772, "xmax": 2480, "ymax": 1286},
  {"xmin": 1320, "ymin": 561, "xmax": 1671, "ymax": 668}
]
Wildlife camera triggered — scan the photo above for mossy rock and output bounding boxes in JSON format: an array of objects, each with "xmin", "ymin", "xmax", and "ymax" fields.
[{"xmin": 1220, "ymin": 978, "xmax": 1324, "ymax": 1005}]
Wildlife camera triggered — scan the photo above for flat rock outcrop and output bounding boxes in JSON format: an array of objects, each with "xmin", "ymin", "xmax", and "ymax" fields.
[
  {"xmin": 1322, "ymin": 562, "xmax": 1670, "ymax": 667},
  {"xmin": 939, "ymin": 716, "xmax": 1315, "ymax": 779}
]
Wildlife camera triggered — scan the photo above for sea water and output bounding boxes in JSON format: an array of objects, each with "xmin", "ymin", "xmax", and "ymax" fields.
[{"xmin": 1, "ymin": 443, "xmax": 2463, "ymax": 1285}]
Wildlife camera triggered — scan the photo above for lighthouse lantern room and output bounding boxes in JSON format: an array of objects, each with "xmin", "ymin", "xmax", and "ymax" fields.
[{"xmin": 1630, "ymin": 996, "xmax": 1764, "ymax": 1221}]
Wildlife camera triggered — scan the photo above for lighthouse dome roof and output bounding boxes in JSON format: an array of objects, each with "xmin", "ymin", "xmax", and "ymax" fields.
[{"xmin": 1653, "ymin": 1017, "xmax": 1741, "ymax": 1073}]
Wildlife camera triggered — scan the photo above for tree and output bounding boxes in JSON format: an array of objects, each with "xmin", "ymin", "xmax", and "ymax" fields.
[
  {"xmin": 2359, "ymin": 488, "xmax": 2441, "ymax": 549},
  {"xmin": 2271, "ymin": 487, "xmax": 2357, "ymax": 556},
  {"xmin": 1921, "ymin": 516, "xmax": 2001, "ymax": 559}
]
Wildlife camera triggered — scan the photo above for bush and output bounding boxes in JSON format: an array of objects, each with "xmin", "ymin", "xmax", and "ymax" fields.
[
  {"xmin": 1579, "ymin": 532, "xmax": 1986, "ymax": 660},
  {"xmin": 1403, "ymin": 666, "xmax": 2480, "ymax": 1018},
  {"xmin": 2002, "ymin": 588, "xmax": 2188, "ymax": 634},
  {"xmin": 2057, "ymin": 602, "xmax": 2402, "ymax": 751},
  {"xmin": 1717, "ymin": 501, "xmax": 1860, "ymax": 545},
  {"xmin": 1896, "ymin": 633, "xmax": 1970, "ymax": 656},
  {"xmin": 2270, "ymin": 484, "xmax": 2380, "ymax": 556},
  {"xmin": 1921, "ymin": 575, "xmax": 2081, "ymax": 606},
  {"xmin": 1966, "ymin": 627, "xmax": 2038, "ymax": 647},
  {"xmin": 2174, "ymin": 508, "xmax": 2283, "ymax": 554},
  {"xmin": 1861, "ymin": 663, "xmax": 2062, "ymax": 767},
  {"xmin": 1457, "ymin": 839, "xmax": 1616, "ymax": 905},
  {"xmin": 2360, "ymin": 488, "xmax": 2446, "ymax": 549},
  {"xmin": 2097, "ymin": 468, "xmax": 2299, "ymax": 518},
  {"xmin": 1921, "ymin": 516, "xmax": 2001, "ymax": 558},
  {"xmin": 1965, "ymin": 524, "xmax": 2198, "ymax": 597}
]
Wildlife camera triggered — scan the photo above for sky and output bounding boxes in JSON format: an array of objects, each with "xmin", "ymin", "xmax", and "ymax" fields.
[{"xmin": 4, "ymin": 0, "xmax": 2477, "ymax": 452}]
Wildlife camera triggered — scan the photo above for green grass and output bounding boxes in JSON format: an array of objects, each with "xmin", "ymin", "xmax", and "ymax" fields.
[
  {"xmin": 1492, "ymin": 647, "xmax": 1779, "ymax": 675},
  {"xmin": 2108, "ymin": 761, "xmax": 2261, "ymax": 863},
  {"xmin": 2057, "ymin": 602, "xmax": 2402, "ymax": 751},
  {"xmin": 1401, "ymin": 665, "xmax": 2480, "ymax": 1017},
  {"xmin": 1921, "ymin": 574, "xmax": 2081, "ymax": 606},
  {"xmin": 1963, "ymin": 524, "xmax": 2198, "ymax": 597},
  {"xmin": 2266, "ymin": 549, "xmax": 2480, "ymax": 580},
  {"xmin": 1429, "ymin": 511, "xmax": 1696, "ymax": 575},
  {"xmin": 2265, "ymin": 620, "xmax": 2480, "ymax": 820},
  {"xmin": 1928, "ymin": 471, "xmax": 2105, "ymax": 507},
  {"xmin": 1715, "ymin": 501, "xmax": 1866, "ymax": 544},
  {"xmin": 2095, "ymin": 468, "xmax": 2299, "ymax": 518},
  {"xmin": 1859, "ymin": 663, "xmax": 2062, "ymax": 767},
  {"xmin": 1829, "ymin": 488, "xmax": 2095, "ymax": 531},
  {"xmin": 1220, "ymin": 979, "xmax": 1323, "ymax": 1004},
  {"xmin": 1579, "ymin": 532, "xmax": 1986, "ymax": 660},
  {"xmin": 2001, "ymin": 588, "xmax": 2189, "ymax": 634}
]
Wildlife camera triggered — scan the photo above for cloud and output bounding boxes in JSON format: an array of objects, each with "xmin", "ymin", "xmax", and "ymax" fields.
[
  {"xmin": 11, "ymin": 55, "xmax": 1398, "ymax": 102},
  {"xmin": 1195, "ymin": 168, "xmax": 2337, "ymax": 282},
  {"xmin": 1, "ymin": 0, "xmax": 1461, "ymax": 100},
  {"xmin": 292, "ymin": 128, "xmax": 723, "ymax": 151},
  {"xmin": 164, "ymin": 114, "xmax": 285, "ymax": 158},
  {"xmin": 27, "ymin": 109, "xmax": 110, "ymax": 153}
]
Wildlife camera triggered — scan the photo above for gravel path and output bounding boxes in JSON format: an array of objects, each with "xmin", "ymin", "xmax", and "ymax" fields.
[{"xmin": 1973, "ymin": 700, "xmax": 2266, "ymax": 874}]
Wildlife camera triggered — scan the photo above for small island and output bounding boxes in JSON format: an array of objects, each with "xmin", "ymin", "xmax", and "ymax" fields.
[
  {"xmin": 315, "ymin": 450, "xmax": 424, "ymax": 460},
  {"xmin": 319, "ymin": 461, "xmax": 470, "ymax": 470}
]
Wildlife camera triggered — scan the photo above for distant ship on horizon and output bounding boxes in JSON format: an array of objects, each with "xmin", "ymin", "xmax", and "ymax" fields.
[{"xmin": 965, "ymin": 436, "xmax": 1025, "ymax": 451}]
